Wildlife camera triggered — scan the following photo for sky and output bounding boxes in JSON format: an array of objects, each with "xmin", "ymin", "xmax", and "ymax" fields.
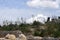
[{"xmin": 0, "ymin": 0, "xmax": 60, "ymax": 24}]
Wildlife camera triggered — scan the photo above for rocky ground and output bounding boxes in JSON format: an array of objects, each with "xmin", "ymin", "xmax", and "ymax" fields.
[{"xmin": 0, "ymin": 37, "xmax": 60, "ymax": 40}]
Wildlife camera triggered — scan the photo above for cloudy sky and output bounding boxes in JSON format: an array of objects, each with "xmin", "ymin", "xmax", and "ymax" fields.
[{"xmin": 0, "ymin": 0, "xmax": 60, "ymax": 24}]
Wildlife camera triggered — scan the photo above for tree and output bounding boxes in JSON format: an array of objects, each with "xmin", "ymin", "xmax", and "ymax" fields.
[{"xmin": 32, "ymin": 21, "xmax": 43, "ymax": 27}]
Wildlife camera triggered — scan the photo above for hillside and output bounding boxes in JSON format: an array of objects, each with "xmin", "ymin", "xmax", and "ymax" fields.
[{"xmin": 0, "ymin": 16, "xmax": 60, "ymax": 37}]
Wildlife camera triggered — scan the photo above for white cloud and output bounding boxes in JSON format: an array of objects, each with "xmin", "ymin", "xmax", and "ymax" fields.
[
  {"xmin": 0, "ymin": 8, "xmax": 33, "ymax": 19},
  {"xmin": 26, "ymin": 14, "xmax": 48, "ymax": 24},
  {"xmin": 0, "ymin": 8, "xmax": 35, "ymax": 25},
  {"xmin": 27, "ymin": 0, "xmax": 59, "ymax": 8}
]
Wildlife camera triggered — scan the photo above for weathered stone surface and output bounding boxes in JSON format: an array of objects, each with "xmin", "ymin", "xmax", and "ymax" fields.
[{"xmin": 0, "ymin": 31, "xmax": 22, "ymax": 37}]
